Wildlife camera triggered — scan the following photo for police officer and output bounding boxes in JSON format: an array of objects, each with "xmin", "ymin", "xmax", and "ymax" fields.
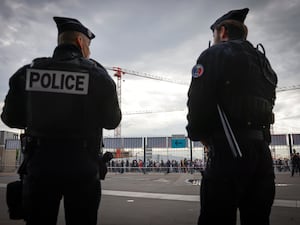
[
  {"xmin": 186, "ymin": 8, "xmax": 277, "ymax": 225},
  {"xmin": 1, "ymin": 17, "xmax": 121, "ymax": 225}
]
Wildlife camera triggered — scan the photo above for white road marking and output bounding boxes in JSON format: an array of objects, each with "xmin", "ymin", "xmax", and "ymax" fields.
[
  {"xmin": 102, "ymin": 190, "xmax": 199, "ymax": 202},
  {"xmin": 102, "ymin": 190, "xmax": 300, "ymax": 208},
  {"xmin": 1, "ymin": 183, "xmax": 299, "ymax": 208}
]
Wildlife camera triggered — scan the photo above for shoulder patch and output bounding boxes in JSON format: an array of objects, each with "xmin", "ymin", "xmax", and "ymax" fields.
[{"xmin": 191, "ymin": 64, "xmax": 204, "ymax": 78}]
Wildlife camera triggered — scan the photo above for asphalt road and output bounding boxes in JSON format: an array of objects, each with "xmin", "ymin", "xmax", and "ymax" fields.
[{"xmin": 0, "ymin": 172, "xmax": 299, "ymax": 225}]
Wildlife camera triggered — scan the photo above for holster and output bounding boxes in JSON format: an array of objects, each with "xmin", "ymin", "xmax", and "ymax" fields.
[
  {"xmin": 6, "ymin": 133, "xmax": 32, "ymax": 220},
  {"xmin": 6, "ymin": 180, "xmax": 24, "ymax": 220}
]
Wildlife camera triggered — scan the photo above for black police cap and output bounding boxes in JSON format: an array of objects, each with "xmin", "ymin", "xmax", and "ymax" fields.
[
  {"xmin": 53, "ymin": 16, "xmax": 95, "ymax": 40},
  {"xmin": 210, "ymin": 8, "xmax": 249, "ymax": 31}
]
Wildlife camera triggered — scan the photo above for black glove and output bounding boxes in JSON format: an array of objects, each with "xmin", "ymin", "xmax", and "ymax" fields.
[
  {"xmin": 99, "ymin": 152, "xmax": 113, "ymax": 180},
  {"xmin": 102, "ymin": 152, "xmax": 113, "ymax": 163}
]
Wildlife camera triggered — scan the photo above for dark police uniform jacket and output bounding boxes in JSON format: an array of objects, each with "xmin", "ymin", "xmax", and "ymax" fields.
[
  {"xmin": 186, "ymin": 40, "xmax": 277, "ymax": 143},
  {"xmin": 1, "ymin": 44, "xmax": 121, "ymax": 179}
]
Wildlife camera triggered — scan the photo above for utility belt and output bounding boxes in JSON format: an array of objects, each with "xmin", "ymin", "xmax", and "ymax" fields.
[
  {"xmin": 21, "ymin": 135, "xmax": 100, "ymax": 153},
  {"xmin": 212, "ymin": 129, "xmax": 265, "ymax": 142},
  {"xmin": 18, "ymin": 134, "xmax": 102, "ymax": 176}
]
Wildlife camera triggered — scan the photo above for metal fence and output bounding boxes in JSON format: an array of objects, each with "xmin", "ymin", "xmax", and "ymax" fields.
[
  {"xmin": 0, "ymin": 134, "xmax": 300, "ymax": 173},
  {"xmin": 103, "ymin": 134, "xmax": 300, "ymax": 161}
]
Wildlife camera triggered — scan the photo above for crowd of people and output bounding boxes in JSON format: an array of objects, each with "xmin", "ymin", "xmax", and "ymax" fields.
[
  {"xmin": 274, "ymin": 152, "xmax": 300, "ymax": 176},
  {"xmin": 107, "ymin": 158, "xmax": 205, "ymax": 174},
  {"xmin": 108, "ymin": 154, "xmax": 300, "ymax": 176}
]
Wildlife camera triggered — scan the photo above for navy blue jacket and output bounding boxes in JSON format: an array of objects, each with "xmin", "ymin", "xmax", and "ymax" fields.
[
  {"xmin": 1, "ymin": 44, "xmax": 121, "ymax": 138},
  {"xmin": 187, "ymin": 40, "xmax": 277, "ymax": 142}
]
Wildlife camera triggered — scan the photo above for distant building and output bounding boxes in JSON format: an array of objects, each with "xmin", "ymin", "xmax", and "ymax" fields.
[
  {"xmin": 0, "ymin": 130, "xmax": 19, "ymax": 144},
  {"xmin": 0, "ymin": 130, "xmax": 20, "ymax": 172}
]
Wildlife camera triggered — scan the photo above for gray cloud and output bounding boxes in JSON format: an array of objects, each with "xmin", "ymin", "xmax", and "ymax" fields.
[{"xmin": 1, "ymin": 0, "xmax": 300, "ymax": 135}]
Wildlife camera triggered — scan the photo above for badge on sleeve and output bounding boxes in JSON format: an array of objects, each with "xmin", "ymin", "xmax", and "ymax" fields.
[{"xmin": 191, "ymin": 64, "xmax": 204, "ymax": 78}]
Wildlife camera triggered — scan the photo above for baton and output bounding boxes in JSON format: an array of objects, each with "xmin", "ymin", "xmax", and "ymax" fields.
[{"xmin": 217, "ymin": 104, "xmax": 242, "ymax": 158}]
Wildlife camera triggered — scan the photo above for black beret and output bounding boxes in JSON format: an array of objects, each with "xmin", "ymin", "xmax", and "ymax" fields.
[
  {"xmin": 53, "ymin": 16, "xmax": 95, "ymax": 40},
  {"xmin": 210, "ymin": 8, "xmax": 249, "ymax": 31}
]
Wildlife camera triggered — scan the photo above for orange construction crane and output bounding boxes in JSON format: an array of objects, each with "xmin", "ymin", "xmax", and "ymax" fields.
[
  {"xmin": 106, "ymin": 66, "xmax": 300, "ymax": 138},
  {"xmin": 106, "ymin": 66, "xmax": 188, "ymax": 85},
  {"xmin": 105, "ymin": 66, "xmax": 187, "ymax": 137}
]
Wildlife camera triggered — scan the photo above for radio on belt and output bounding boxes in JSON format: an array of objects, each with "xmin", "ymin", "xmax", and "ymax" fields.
[{"xmin": 26, "ymin": 68, "xmax": 89, "ymax": 95}]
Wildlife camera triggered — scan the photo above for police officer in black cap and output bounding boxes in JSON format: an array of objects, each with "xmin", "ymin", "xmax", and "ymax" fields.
[
  {"xmin": 1, "ymin": 17, "xmax": 121, "ymax": 225},
  {"xmin": 187, "ymin": 8, "xmax": 277, "ymax": 225}
]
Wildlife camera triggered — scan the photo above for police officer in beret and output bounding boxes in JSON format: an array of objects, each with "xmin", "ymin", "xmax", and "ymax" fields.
[
  {"xmin": 186, "ymin": 8, "xmax": 277, "ymax": 225},
  {"xmin": 1, "ymin": 17, "xmax": 121, "ymax": 225}
]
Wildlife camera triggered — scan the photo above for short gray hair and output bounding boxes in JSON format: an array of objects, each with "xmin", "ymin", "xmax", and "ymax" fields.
[{"xmin": 57, "ymin": 31, "xmax": 83, "ymax": 45}]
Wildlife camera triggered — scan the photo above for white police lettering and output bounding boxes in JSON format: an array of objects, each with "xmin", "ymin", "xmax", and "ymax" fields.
[{"xmin": 26, "ymin": 69, "xmax": 89, "ymax": 95}]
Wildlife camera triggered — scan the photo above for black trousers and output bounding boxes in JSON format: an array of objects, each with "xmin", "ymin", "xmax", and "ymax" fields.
[
  {"xmin": 22, "ymin": 143, "xmax": 101, "ymax": 225},
  {"xmin": 23, "ymin": 176, "xmax": 101, "ymax": 225},
  {"xmin": 198, "ymin": 138, "xmax": 275, "ymax": 225},
  {"xmin": 291, "ymin": 165, "xmax": 300, "ymax": 176}
]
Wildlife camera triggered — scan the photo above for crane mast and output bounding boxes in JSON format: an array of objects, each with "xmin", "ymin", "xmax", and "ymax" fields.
[{"xmin": 111, "ymin": 67, "xmax": 124, "ymax": 137}]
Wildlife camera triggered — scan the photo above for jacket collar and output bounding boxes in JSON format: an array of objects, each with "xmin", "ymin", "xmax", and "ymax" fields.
[{"xmin": 52, "ymin": 44, "xmax": 83, "ymax": 60}]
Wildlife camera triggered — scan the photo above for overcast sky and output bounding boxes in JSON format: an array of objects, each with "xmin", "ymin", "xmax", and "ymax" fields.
[{"xmin": 0, "ymin": 0, "xmax": 300, "ymax": 137}]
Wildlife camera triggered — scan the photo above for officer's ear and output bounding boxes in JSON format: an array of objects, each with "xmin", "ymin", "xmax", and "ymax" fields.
[
  {"xmin": 75, "ymin": 33, "xmax": 91, "ymax": 58},
  {"xmin": 219, "ymin": 26, "xmax": 229, "ymax": 41},
  {"xmin": 75, "ymin": 35, "xmax": 84, "ymax": 50}
]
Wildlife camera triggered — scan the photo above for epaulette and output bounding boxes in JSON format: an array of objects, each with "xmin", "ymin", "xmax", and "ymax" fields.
[
  {"xmin": 88, "ymin": 58, "xmax": 106, "ymax": 71},
  {"xmin": 30, "ymin": 57, "xmax": 51, "ymax": 68}
]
